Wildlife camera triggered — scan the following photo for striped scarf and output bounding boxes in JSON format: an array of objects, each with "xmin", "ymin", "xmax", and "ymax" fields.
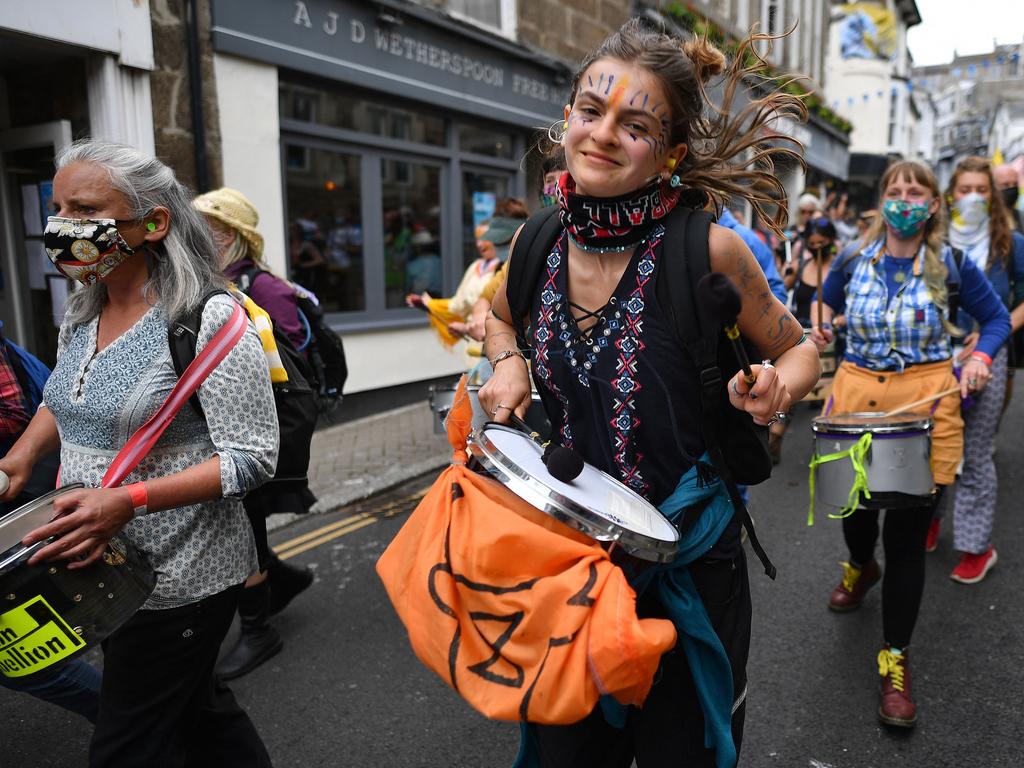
[{"xmin": 231, "ymin": 288, "xmax": 288, "ymax": 383}]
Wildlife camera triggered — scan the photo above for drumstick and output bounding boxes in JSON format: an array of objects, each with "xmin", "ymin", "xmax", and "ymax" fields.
[
  {"xmin": 881, "ymin": 386, "xmax": 961, "ymax": 418},
  {"xmin": 697, "ymin": 273, "xmax": 756, "ymax": 385},
  {"xmin": 815, "ymin": 246, "xmax": 824, "ymax": 328}
]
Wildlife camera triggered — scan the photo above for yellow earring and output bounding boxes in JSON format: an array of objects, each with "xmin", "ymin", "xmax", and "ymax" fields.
[
  {"xmin": 666, "ymin": 157, "xmax": 677, "ymax": 170},
  {"xmin": 563, "ymin": 121, "xmax": 568, "ymax": 130}
]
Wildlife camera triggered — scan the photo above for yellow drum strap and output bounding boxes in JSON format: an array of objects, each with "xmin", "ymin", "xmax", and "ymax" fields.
[{"xmin": 807, "ymin": 433, "xmax": 874, "ymax": 525}]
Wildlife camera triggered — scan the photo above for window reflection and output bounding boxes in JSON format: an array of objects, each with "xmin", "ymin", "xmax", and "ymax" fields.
[
  {"xmin": 461, "ymin": 171, "xmax": 510, "ymax": 269},
  {"xmin": 285, "ymin": 145, "xmax": 364, "ymax": 312},
  {"xmin": 458, "ymin": 124, "xmax": 514, "ymax": 158},
  {"xmin": 280, "ymin": 78, "xmax": 446, "ymax": 146},
  {"xmin": 382, "ymin": 159, "xmax": 443, "ymax": 308}
]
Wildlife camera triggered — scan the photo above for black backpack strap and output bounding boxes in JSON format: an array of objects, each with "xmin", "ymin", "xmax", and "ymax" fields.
[
  {"xmin": 945, "ymin": 245, "xmax": 963, "ymax": 325},
  {"xmin": 167, "ymin": 289, "xmax": 230, "ymax": 419},
  {"xmin": 505, "ymin": 206, "xmax": 562, "ymax": 342},
  {"xmin": 658, "ymin": 208, "xmax": 777, "ymax": 579}
]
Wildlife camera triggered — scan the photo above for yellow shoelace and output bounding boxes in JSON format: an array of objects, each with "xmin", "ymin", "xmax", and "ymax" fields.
[
  {"xmin": 877, "ymin": 649, "xmax": 906, "ymax": 692},
  {"xmin": 841, "ymin": 561, "xmax": 862, "ymax": 593}
]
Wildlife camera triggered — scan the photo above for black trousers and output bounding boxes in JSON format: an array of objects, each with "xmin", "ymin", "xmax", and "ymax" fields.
[
  {"xmin": 841, "ymin": 488, "xmax": 943, "ymax": 648},
  {"xmin": 530, "ymin": 551, "xmax": 752, "ymax": 768},
  {"xmin": 89, "ymin": 585, "xmax": 272, "ymax": 768}
]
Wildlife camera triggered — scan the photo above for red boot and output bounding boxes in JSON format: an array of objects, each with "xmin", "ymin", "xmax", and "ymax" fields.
[
  {"xmin": 925, "ymin": 518, "xmax": 940, "ymax": 553},
  {"xmin": 828, "ymin": 560, "xmax": 881, "ymax": 612},
  {"xmin": 877, "ymin": 647, "xmax": 916, "ymax": 727}
]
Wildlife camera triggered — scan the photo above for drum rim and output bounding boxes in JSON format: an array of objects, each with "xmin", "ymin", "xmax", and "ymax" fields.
[
  {"xmin": 468, "ymin": 424, "xmax": 678, "ymax": 563},
  {"xmin": 0, "ymin": 483, "xmax": 86, "ymax": 574},
  {"xmin": 811, "ymin": 411, "xmax": 932, "ymax": 434}
]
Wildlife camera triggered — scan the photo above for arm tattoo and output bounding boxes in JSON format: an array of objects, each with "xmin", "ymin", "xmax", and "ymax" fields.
[{"xmin": 764, "ymin": 308, "xmax": 801, "ymax": 353}]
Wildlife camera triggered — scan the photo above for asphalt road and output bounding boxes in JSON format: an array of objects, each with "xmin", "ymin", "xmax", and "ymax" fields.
[{"xmin": 3, "ymin": 391, "xmax": 1023, "ymax": 767}]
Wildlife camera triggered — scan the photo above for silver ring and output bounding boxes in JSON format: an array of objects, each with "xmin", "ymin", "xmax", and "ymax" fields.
[
  {"xmin": 492, "ymin": 404, "xmax": 510, "ymax": 416},
  {"xmin": 774, "ymin": 411, "xmax": 788, "ymax": 423},
  {"xmin": 968, "ymin": 378, "xmax": 978, "ymax": 386},
  {"xmin": 761, "ymin": 359, "xmax": 775, "ymax": 370}
]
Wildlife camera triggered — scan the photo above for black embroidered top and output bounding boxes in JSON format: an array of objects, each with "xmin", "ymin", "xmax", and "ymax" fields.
[{"xmin": 528, "ymin": 225, "xmax": 706, "ymax": 508}]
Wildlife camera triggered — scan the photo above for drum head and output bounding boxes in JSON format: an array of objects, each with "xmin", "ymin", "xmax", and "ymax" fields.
[
  {"xmin": 469, "ymin": 425, "xmax": 678, "ymax": 562},
  {"xmin": 812, "ymin": 412, "xmax": 931, "ymax": 434},
  {"xmin": 0, "ymin": 485, "xmax": 84, "ymax": 571}
]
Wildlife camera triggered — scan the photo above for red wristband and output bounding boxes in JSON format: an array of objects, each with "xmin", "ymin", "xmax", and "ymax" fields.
[
  {"xmin": 125, "ymin": 482, "xmax": 148, "ymax": 516},
  {"xmin": 969, "ymin": 351, "xmax": 992, "ymax": 367}
]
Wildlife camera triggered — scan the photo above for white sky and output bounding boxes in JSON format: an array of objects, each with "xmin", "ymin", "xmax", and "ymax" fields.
[{"xmin": 907, "ymin": 0, "xmax": 1024, "ymax": 66}]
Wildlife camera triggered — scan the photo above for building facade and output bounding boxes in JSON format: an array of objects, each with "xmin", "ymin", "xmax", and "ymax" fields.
[
  {"xmin": 824, "ymin": 0, "xmax": 922, "ymax": 209},
  {"xmin": 0, "ymin": 1, "xmax": 156, "ymax": 363}
]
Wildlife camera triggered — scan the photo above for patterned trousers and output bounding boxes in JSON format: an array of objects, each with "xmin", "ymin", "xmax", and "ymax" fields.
[{"xmin": 952, "ymin": 345, "xmax": 1008, "ymax": 554}]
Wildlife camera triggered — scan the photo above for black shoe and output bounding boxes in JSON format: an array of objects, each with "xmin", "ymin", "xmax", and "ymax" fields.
[
  {"xmin": 216, "ymin": 581, "xmax": 283, "ymax": 681},
  {"xmin": 267, "ymin": 555, "xmax": 314, "ymax": 616}
]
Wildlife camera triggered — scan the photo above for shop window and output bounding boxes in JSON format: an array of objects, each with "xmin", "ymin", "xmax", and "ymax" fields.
[
  {"xmin": 382, "ymin": 159, "xmax": 443, "ymax": 308},
  {"xmin": 458, "ymin": 124, "xmax": 514, "ymax": 159},
  {"xmin": 284, "ymin": 145, "xmax": 365, "ymax": 313},
  {"xmin": 461, "ymin": 169, "xmax": 511, "ymax": 269},
  {"xmin": 280, "ymin": 78, "xmax": 446, "ymax": 146}
]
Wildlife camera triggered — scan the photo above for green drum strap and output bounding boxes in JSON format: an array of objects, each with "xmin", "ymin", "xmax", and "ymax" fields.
[{"xmin": 807, "ymin": 433, "xmax": 873, "ymax": 525}]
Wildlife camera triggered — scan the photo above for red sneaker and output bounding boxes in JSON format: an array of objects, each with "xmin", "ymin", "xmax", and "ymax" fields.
[
  {"xmin": 878, "ymin": 647, "xmax": 916, "ymax": 727},
  {"xmin": 924, "ymin": 517, "xmax": 940, "ymax": 553},
  {"xmin": 950, "ymin": 547, "xmax": 998, "ymax": 584}
]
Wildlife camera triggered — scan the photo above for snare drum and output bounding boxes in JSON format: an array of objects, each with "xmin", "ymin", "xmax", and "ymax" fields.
[
  {"xmin": 0, "ymin": 485, "xmax": 156, "ymax": 680},
  {"xmin": 468, "ymin": 424, "xmax": 679, "ymax": 562},
  {"xmin": 428, "ymin": 383, "xmax": 549, "ymax": 436},
  {"xmin": 811, "ymin": 413, "xmax": 934, "ymax": 511}
]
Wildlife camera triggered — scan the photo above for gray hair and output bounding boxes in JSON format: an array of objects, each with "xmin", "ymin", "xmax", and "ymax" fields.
[{"xmin": 57, "ymin": 139, "xmax": 225, "ymax": 324}]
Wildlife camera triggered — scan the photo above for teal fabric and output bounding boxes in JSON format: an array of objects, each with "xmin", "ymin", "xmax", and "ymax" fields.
[{"xmin": 514, "ymin": 455, "xmax": 738, "ymax": 768}]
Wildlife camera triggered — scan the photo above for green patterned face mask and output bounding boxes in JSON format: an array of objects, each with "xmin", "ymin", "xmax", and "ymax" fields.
[{"xmin": 881, "ymin": 200, "xmax": 931, "ymax": 239}]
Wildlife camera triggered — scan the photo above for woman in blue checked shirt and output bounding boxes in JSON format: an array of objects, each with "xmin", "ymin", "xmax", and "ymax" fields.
[{"xmin": 811, "ymin": 160, "xmax": 1009, "ymax": 728}]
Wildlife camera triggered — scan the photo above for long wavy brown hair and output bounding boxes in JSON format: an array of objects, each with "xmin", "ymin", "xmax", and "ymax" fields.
[
  {"xmin": 946, "ymin": 155, "xmax": 1014, "ymax": 270},
  {"xmin": 558, "ymin": 18, "xmax": 807, "ymax": 236}
]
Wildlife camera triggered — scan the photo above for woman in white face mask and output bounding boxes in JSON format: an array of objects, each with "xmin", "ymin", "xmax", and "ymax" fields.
[{"xmin": 937, "ymin": 156, "xmax": 1024, "ymax": 583}]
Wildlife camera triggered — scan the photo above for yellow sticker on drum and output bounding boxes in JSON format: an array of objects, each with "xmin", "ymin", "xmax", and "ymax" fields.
[{"xmin": 0, "ymin": 595, "xmax": 86, "ymax": 678}]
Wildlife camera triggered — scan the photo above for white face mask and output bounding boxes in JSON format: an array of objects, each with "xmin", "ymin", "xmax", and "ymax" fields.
[{"xmin": 950, "ymin": 193, "xmax": 990, "ymax": 232}]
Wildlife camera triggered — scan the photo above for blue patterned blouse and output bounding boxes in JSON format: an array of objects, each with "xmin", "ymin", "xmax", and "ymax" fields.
[{"xmin": 43, "ymin": 294, "xmax": 278, "ymax": 609}]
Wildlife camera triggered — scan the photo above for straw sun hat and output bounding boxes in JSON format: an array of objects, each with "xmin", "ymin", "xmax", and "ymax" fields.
[{"xmin": 193, "ymin": 187, "xmax": 265, "ymax": 259}]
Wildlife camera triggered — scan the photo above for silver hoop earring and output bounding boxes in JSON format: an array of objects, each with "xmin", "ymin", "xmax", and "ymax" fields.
[{"xmin": 547, "ymin": 119, "xmax": 567, "ymax": 144}]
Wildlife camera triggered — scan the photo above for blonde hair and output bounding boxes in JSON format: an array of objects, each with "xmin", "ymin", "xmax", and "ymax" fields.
[{"xmin": 858, "ymin": 159, "xmax": 958, "ymax": 334}]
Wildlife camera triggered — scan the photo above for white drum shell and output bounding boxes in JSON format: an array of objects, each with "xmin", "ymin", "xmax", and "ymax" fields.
[{"xmin": 812, "ymin": 415, "xmax": 933, "ymax": 510}]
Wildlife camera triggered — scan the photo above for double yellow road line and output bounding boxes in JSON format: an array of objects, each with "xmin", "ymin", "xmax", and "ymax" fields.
[{"xmin": 273, "ymin": 487, "xmax": 428, "ymax": 560}]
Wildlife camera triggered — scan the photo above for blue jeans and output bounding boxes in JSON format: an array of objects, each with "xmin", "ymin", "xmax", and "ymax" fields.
[{"xmin": 1, "ymin": 658, "xmax": 102, "ymax": 722}]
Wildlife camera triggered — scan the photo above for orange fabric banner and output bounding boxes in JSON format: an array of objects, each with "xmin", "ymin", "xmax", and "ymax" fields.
[{"xmin": 375, "ymin": 376, "xmax": 677, "ymax": 724}]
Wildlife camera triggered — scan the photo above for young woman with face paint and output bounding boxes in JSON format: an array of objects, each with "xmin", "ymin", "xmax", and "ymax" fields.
[
  {"xmin": 934, "ymin": 157, "xmax": 1024, "ymax": 584},
  {"xmin": 480, "ymin": 20, "xmax": 820, "ymax": 767},
  {"xmin": 811, "ymin": 160, "xmax": 1010, "ymax": 727}
]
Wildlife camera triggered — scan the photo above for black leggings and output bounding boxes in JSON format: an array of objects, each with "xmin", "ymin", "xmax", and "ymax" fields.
[{"xmin": 841, "ymin": 488, "xmax": 943, "ymax": 648}]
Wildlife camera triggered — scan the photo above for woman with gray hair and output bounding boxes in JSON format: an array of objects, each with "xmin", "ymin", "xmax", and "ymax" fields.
[{"xmin": 0, "ymin": 139, "xmax": 276, "ymax": 766}]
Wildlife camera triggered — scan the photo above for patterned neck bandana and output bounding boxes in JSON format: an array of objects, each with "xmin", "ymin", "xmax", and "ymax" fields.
[{"xmin": 556, "ymin": 172, "xmax": 682, "ymax": 252}]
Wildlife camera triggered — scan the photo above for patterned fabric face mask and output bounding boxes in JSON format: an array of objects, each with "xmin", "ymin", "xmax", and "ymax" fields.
[
  {"xmin": 881, "ymin": 199, "xmax": 931, "ymax": 239},
  {"xmin": 43, "ymin": 217, "xmax": 140, "ymax": 285}
]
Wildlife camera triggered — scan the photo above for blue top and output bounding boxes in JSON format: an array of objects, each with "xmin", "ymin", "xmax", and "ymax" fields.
[
  {"xmin": 957, "ymin": 231, "xmax": 1024, "ymax": 328},
  {"xmin": 717, "ymin": 208, "xmax": 788, "ymax": 304},
  {"xmin": 822, "ymin": 238, "xmax": 1010, "ymax": 370}
]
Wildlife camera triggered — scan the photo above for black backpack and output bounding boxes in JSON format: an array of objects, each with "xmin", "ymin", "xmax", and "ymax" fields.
[
  {"xmin": 506, "ymin": 205, "xmax": 776, "ymax": 578},
  {"xmin": 237, "ymin": 267, "xmax": 348, "ymax": 412},
  {"xmin": 168, "ymin": 291, "xmax": 319, "ymax": 505}
]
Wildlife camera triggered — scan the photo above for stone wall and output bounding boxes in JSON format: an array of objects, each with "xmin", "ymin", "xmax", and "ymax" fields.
[
  {"xmin": 517, "ymin": 0, "xmax": 628, "ymax": 66},
  {"xmin": 149, "ymin": 0, "xmax": 223, "ymax": 192}
]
